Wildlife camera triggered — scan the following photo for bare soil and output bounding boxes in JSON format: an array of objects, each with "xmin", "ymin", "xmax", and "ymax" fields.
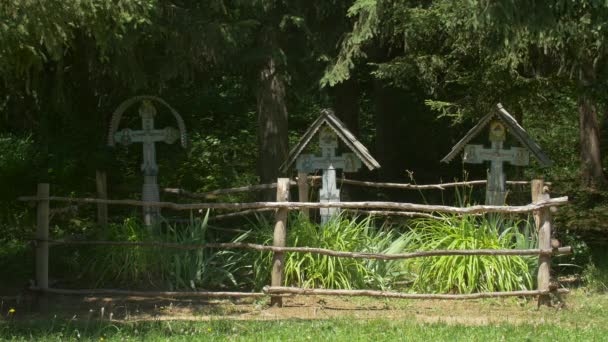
[{"xmin": 1, "ymin": 292, "xmax": 562, "ymax": 326}]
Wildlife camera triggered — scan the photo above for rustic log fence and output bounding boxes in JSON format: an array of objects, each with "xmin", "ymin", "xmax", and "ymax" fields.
[
  {"xmin": 20, "ymin": 178, "xmax": 569, "ymax": 309},
  {"xmin": 163, "ymin": 177, "xmax": 548, "ymax": 220}
]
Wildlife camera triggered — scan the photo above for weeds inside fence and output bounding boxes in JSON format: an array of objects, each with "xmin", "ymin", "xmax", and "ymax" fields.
[
  {"xmin": 62, "ymin": 209, "xmax": 543, "ymax": 294},
  {"xmin": 400, "ymin": 214, "xmax": 538, "ymax": 293},
  {"xmin": 79, "ymin": 212, "xmax": 254, "ymax": 291}
]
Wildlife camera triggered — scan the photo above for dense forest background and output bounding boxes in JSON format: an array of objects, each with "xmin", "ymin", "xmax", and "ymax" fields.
[{"xmin": 2, "ymin": 0, "xmax": 608, "ymax": 263}]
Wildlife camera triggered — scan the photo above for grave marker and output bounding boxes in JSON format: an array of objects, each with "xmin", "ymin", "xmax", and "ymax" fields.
[
  {"xmin": 281, "ymin": 109, "xmax": 380, "ymax": 224},
  {"xmin": 441, "ymin": 103, "xmax": 552, "ymax": 205},
  {"xmin": 108, "ymin": 96, "xmax": 188, "ymax": 226}
]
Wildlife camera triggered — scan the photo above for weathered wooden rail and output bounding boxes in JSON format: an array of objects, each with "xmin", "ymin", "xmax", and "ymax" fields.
[
  {"xmin": 18, "ymin": 195, "xmax": 567, "ymax": 214},
  {"xmin": 163, "ymin": 177, "xmax": 545, "ymax": 199},
  {"xmin": 262, "ymin": 287, "xmax": 569, "ymax": 300},
  {"xmin": 307, "ymin": 177, "xmax": 544, "ymax": 190},
  {"xmin": 21, "ymin": 178, "xmax": 567, "ymax": 308},
  {"xmin": 163, "ymin": 177, "xmax": 550, "ymax": 221},
  {"xmin": 31, "ymin": 238, "xmax": 573, "ymax": 260}
]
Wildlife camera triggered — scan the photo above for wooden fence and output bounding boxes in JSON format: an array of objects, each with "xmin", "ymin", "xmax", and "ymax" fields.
[
  {"xmin": 19, "ymin": 178, "xmax": 570, "ymax": 309},
  {"xmin": 163, "ymin": 176, "xmax": 547, "ymax": 220}
]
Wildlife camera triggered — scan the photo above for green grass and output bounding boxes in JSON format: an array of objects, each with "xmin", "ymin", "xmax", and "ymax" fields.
[
  {"xmin": 2, "ymin": 310, "xmax": 607, "ymax": 341},
  {"xmin": 3, "ymin": 290, "xmax": 608, "ymax": 341}
]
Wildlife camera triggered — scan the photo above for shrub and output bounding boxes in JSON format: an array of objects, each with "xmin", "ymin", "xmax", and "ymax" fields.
[
  {"xmin": 250, "ymin": 213, "xmax": 408, "ymax": 290},
  {"xmin": 81, "ymin": 212, "xmax": 251, "ymax": 290},
  {"xmin": 402, "ymin": 214, "xmax": 537, "ymax": 294}
]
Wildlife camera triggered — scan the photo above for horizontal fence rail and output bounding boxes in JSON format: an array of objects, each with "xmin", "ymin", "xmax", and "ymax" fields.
[
  {"xmin": 163, "ymin": 181, "xmax": 297, "ymax": 199},
  {"xmin": 29, "ymin": 287, "xmax": 265, "ymax": 298},
  {"xmin": 27, "ymin": 286, "xmax": 569, "ymax": 300},
  {"xmin": 346, "ymin": 209, "xmax": 451, "ymax": 220},
  {"xmin": 18, "ymin": 196, "xmax": 569, "ymax": 214},
  {"xmin": 209, "ymin": 208, "xmax": 276, "ymax": 221},
  {"xmin": 162, "ymin": 178, "xmax": 548, "ymax": 199},
  {"xmin": 262, "ymin": 286, "xmax": 569, "ymax": 300},
  {"xmin": 307, "ymin": 177, "xmax": 549, "ymax": 190},
  {"xmin": 33, "ymin": 239, "xmax": 573, "ymax": 261}
]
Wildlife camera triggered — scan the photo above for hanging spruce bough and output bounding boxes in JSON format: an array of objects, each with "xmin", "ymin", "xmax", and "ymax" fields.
[
  {"xmin": 280, "ymin": 109, "xmax": 380, "ymax": 224},
  {"xmin": 108, "ymin": 96, "xmax": 188, "ymax": 226},
  {"xmin": 441, "ymin": 104, "xmax": 552, "ymax": 205}
]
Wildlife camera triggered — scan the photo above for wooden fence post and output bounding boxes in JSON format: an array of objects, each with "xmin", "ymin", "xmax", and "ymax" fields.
[
  {"xmin": 532, "ymin": 179, "xmax": 552, "ymax": 306},
  {"xmin": 531, "ymin": 179, "xmax": 544, "ymax": 231},
  {"xmin": 36, "ymin": 183, "xmax": 50, "ymax": 310},
  {"xmin": 96, "ymin": 170, "xmax": 108, "ymax": 228},
  {"xmin": 297, "ymin": 172, "xmax": 309, "ymax": 219},
  {"xmin": 271, "ymin": 178, "xmax": 290, "ymax": 307}
]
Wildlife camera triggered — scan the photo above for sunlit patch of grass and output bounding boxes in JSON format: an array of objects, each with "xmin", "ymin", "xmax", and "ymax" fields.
[{"xmin": 3, "ymin": 294, "xmax": 608, "ymax": 342}]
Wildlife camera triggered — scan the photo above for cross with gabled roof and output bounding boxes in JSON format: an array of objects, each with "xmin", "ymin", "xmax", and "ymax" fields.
[
  {"xmin": 441, "ymin": 103, "xmax": 552, "ymax": 205},
  {"xmin": 281, "ymin": 109, "xmax": 380, "ymax": 224}
]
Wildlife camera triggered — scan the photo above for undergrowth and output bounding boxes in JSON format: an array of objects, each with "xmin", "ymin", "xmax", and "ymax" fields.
[
  {"xmin": 401, "ymin": 214, "xmax": 537, "ymax": 293},
  {"xmin": 249, "ymin": 213, "xmax": 409, "ymax": 290},
  {"xmin": 80, "ymin": 212, "xmax": 252, "ymax": 291}
]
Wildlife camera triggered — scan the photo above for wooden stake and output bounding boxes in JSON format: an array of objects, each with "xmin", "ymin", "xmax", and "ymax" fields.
[
  {"xmin": 531, "ymin": 179, "xmax": 544, "ymax": 230},
  {"xmin": 535, "ymin": 183, "xmax": 553, "ymax": 307},
  {"xmin": 96, "ymin": 170, "xmax": 108, "ymax": 229},
  {"xmin": 36, "ymin": 183, "xmax": 50, "ymax": 311},
  {"xmin": 271, "ymin": 178, "xmax": 290, "ymax": 307},
  {"xmin": 297, "ymin": 172, "xmax": 309, "ymax": 219}
]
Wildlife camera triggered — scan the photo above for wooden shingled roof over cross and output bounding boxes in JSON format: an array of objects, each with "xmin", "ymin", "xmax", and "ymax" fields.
[
  {"xmin": 441, "ymin": 103, "xmax": 553, "ymax": 167},
  {"xmin": 280, "ymin": 108, "xmax": 381, "ymax": 173}
]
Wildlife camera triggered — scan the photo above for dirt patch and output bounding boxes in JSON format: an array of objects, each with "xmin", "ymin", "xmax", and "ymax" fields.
[{"xmin": 1, "ymin": 292, "xmax": 561, "ymax": 326}]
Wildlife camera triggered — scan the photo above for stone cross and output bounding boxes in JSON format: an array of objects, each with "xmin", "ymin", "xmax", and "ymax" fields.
[
  {"xmin": 113, "ymin": 100, "xmax": 180, "ymax": 226},
  {"xmin": 463, "ymin": 121, "xmax": 530, "ymax": 205},
  {"xmin": 296, "ymin": 127, "xmax": 361, "ymax": 224}
]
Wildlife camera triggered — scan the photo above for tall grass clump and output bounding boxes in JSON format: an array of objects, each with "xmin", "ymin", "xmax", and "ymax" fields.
[
  {"xmin": 82, "ymin": 212, "xmax": 251, "ymax": 291},
  {"xmin": 402, "ymin": 214, "xmax": 537, "ymax": 294},
  {"xmin": 251, "ymin": 213, "xmax": 408, "ymax": 290},
  {"xmin": 83, "ymin": 217, "xmax": 160, "ymax": 288}
]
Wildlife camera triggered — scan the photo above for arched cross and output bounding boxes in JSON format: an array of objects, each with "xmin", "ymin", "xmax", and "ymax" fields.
[
  {"xmin": 296, "ymin": 127, "xmax": 361, "ymax": 224},
  {"xmin": 109, "ymin": 97, "xmax": 187, "ymax": 226}
]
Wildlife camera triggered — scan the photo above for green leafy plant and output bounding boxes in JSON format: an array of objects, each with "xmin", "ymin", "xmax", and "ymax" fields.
[
  {"xmin": 159, "ymin": 213, "xmax": 252, "ymax": 291},
  {"xmin": 82, "ymin": 217, "xmax": 161, "ymax": 288},
  {"xmin": 582, "ymin": 263, "xmax": 608, "ymax": 293},
  {"xmin": 402, "ymin": 214, "xmax": 537, "ymax": 294},
  {"xmin": 81, "ymin": 212, "xmax": 252, "ymax": 291},
  {"xmin": 250, "ymin": 213, "xmax": 408, "ymax": 290}
]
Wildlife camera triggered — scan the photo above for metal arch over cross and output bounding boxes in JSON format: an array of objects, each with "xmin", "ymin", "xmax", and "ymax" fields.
[
  {"xmin": 109, "ymin": 97, "xmax": 187, "ymax": 226},
  {"xmin": 296, "ymin": 127, "xmax": 361, "ymax": 224},
  {"xmin": 463, "ymin": 121, "xmax": 529, "ymax": 205}
]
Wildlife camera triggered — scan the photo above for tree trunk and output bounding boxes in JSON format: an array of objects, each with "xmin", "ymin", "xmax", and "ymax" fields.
[
  {"xmin": 256, "ymin": 46, "xmax": 289, "ymax": 189},
  {"xmin": 578, "ymin": 94, "xmax": 605, "ymax": 188}
]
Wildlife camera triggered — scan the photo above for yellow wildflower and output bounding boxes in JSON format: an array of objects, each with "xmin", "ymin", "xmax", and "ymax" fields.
[{"xmin": 207, "ymin": 328, "xmax": 212, "ymax": 333}]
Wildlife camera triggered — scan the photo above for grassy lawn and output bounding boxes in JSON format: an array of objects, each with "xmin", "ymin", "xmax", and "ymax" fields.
[
  {"xmin": 1, "ymin": 290, "xmax": 606, "ymax": 341},
  {"xmin": 2, "ymin": 318, "xmax": 607, "ymax": 341}
]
